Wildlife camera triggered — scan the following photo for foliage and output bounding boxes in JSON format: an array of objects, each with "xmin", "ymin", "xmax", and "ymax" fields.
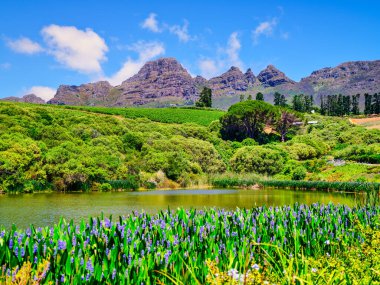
[
  {"xmin": 292, "ymin": 94, "xmax": 313, "ymax": 113},
  {"xmin": 195, "ymin": 87, "xmax": 212, "ymax": 108},
  {"xmin": 291, "ymin": 166, "xmax": 307, "ymax": 180},
  {"xmin": 220, "ymin": 100, "xmax": 278, "ymax": 142},
  {"xmin": 255, "ymin": 92, "xmax": 264, "ymax": 101},
  {"xmin": 0, "ymin": 205, "xmax": 379, "ymax": 284},
  {"xmin": 230, "ymin": 146, "xmax": 284, "ymax": 175},
  {"xmin": 1, "ymin": 101, "xmax": 380, "ymax": 193},
  {"xmin": 273, "ymin": 92, "xmax": 287, "ymax": 107}
]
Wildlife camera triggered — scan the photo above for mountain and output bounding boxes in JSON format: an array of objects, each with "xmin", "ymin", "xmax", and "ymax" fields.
[
  {"xmin": 48, "ymin": 81, "xmax": 113, "ymax": 106},
  {"xmin": 1, "ymin": 94, "xmax": 45, "ymax": 104},
  {"xmin": 207, "ymin": 66, "xmax": 257, "ymax": 95},
  {"xmin": 257, "ymin": 65, "xmax": 296, "ymax": 88},
  {"xmin": 115, "ymin": 57, "xmax": 197, "ymax": 106},
  {"xmin": 298, "ymin": 60, "xmax": 380, "ymax": 96},
  {"xmin": 44, "ymin": 58, "xmax": 380, "ymax": 109}
]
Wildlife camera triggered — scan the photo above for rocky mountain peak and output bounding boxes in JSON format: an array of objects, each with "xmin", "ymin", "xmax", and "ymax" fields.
[
  {"xmin": 244, "ymin": 68, "xmax": 256, "ymax": 84},
  {"xmin": 257, "ymin": 65, "xmax": 295, "ymax": 87},
  {"xmin": 117, "ymin": 57, "xmax": 197, "ymax": 105},
  {"xmin": 48, "ymin": 81, "xmax": 112, "ymax": 105},
  {"xmin": 1, "ymin": 94, "xmax": 45, "ymax": 104},
  {"xmin": 299, "ymin": 60, "xmax": 380, "ymax": 95},
  {"xmin": 122, "ymin": 58, "xmax": 189, "ymax": 85},
  {"xmin": 194, "ymin": 75, "xmax": 207, "ymax": 86}
]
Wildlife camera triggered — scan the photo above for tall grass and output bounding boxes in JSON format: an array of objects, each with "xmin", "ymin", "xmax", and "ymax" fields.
[{"xmin": 1, "ymin": 205, "xmax": 379, "ymax": 284}]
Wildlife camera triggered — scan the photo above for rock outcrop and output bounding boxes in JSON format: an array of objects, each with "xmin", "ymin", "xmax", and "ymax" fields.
[
  {"xmin": 257, "ymin": 65, "xmax": 295, "ymax": 88},
  {"xmin": 299, "ymin": 60, "xmax": 380, "ymax": 96},
  {"xmin": 48, "ymin": 81, "xmax": 113, "ymax": 106},
  {"xmin": 1, "ymin": 94, "xmax": 45, "ymax": 104},
  {"xmin": 208, "ymin": 66, "xmax": 256, "ymax": 95},
  {"xmin": 115, "ymin": 58, "xmax": 197, "ymax": 106}
]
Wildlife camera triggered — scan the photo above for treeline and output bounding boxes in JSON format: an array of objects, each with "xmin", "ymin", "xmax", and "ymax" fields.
[
  {"xmin": 240, "ymin": 91, "xmax": 380, "ymax": 117},
  {"xmin": 240, "ymin": 92, "xmax": 314, "ymax": 113},
  {"xmin": 320, "ymin": 93, "xmax": 380, "ymax": 116},
  {"xmin": 320, "ymin": 94, "xmax": 360, "ymax": 116}
]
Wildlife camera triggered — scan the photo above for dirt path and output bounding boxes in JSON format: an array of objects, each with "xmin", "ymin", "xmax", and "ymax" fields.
[{"xmin": 349, "ymin": 116, "xmax": 380, "ymax": 129}]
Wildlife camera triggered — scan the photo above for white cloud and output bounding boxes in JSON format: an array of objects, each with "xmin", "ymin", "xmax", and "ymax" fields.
[
  {"xmin": 7, "ymin": 37, "xmax": 43, "ymax": 54},
  {"xmin": 198, "ymin": 32, "xmax": 243, "ymax": 78},
  {"xmin": 141, "ymin": 13, "xmax": 161, "ymax": 33},
  {"xmin": 141, "ymin": 13, "xmax": 194, "ymax": 43},
  {"xmin": 226, "ymin": 32, "xmax": 243, "ymax": 69},
  {"xmin": 26, "ymin": 86, "xmax": 56, "ymax": 101},
  {"xmin": 169, "ymin": 20, "xmax": 191, "ymax": 42},
  {"xmin": 252, "ymin": 18, "xmax": 277, "ymax": 44},
  {"xmin": 41, "ymin": 24, "xmax": 108, "ymax": 74},
  {"xmin": 105, "ymin": 41, "xmax": 165, "ymax": 85},
  {"xmin": 198, "ymin": 59, "xmax": 219, "ymax": 79}
]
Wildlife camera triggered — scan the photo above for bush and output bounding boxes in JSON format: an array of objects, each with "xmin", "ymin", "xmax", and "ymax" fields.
[
  {"xmin": 230, "ymin": 146, "xmax": 284, "ymax": 175},
  {"xmin": 292, "ymin": 166, "xmax": 307, "ymax": 180},
  {"xmin": 100, "ymin": 183, "xmax": 112, "ymax": 192}
]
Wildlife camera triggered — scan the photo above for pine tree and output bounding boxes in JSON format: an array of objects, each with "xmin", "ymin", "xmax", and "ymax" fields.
[
  {"xmin": 195, "ymin": 87, "xmax": 212, "ymax": 107},
  {"xmin": 256, "ymin": 92, "xmax": 264, "ymax": 101}
]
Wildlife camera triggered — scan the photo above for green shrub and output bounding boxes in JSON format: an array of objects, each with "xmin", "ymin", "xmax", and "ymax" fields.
[
  {"xmin": 292, "ymin": 166, "xmax": 307, "ymax": 180},
  {"xmin": 230, "ymin": 146, "xmax": 284, "ymax": 175},
  {"xmin": 100, "ymin": 183, "xmax": 112, "ymax": 191}
]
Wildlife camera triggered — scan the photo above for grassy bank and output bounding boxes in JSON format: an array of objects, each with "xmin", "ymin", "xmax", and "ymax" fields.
[
  {"xmin": 210, "ymin": 174, "xmax": 380, "ymax": 192},
  {"xmin": 1, "ymin": 204, "xmax": 379, "ymax": 284}
]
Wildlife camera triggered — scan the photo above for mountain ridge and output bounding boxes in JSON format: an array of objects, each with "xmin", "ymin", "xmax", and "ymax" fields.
[{"xmin": 4, "ymin": 58, "xmax": 380, "ymax": 109}]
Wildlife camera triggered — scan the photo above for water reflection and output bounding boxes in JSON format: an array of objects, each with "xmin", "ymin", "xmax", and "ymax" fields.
[{"xmin": 0, "ymin": 189, "xmax": 356, "ymax": 229}]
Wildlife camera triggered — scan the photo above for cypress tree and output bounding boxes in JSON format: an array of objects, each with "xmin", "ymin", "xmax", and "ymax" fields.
[
  {"xmin": 256, "ymin": 92, "xmax": 264, "ymax": 101},
  {"xmin": 364, "ymin": 93, "xmax": 372, "ymax": 115},
  {"xmin": 351, "ymin": 94, "xmax": 360, "ymax": 115}
]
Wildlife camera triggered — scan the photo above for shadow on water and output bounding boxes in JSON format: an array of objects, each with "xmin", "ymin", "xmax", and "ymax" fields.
[{"xmin": 0, "ymin": 188, "xmax": 356, "ymax": 229}]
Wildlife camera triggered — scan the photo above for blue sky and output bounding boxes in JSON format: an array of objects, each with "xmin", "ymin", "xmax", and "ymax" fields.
[{"xmin": 1, "ymin": 0, "xmax": 379, "ymax": 100}]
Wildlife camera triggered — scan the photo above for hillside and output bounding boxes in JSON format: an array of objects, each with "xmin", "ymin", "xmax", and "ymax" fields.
[{"xmin": 1, "ymin": 101, "xmax": 379, "ymax": 193}]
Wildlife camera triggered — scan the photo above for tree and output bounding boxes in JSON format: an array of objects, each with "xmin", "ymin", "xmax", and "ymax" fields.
[
  {"xmin": 195, "ymin": 87, "xmax": 212, "ymax": 107},
  {"xmin": 220, "ymin": 100, "xmax": 278, "ymax": 143},
  {"xmin": 342, "ymin": 95, "xmax": 351, "ymax": 115},
  {"xmin": 255, "ymin": 92, "xmax": 264, "ymax": 101},
  {"xmin": 274, "ymin": 92, "xmax": 286, "ymax": 107},
  {"xmin": 320, "ymin": 96, "xmax": 327, "ymax": 115},
  {"xmin": 373, "ymin": 93, "xmax": 380, "ymax": 114},
  {"xmin": 276, "ymin": 109, "xmax": 300, "ymax": 142},
  {"xmin": 351, "ymin": 94, "xmax": 360, "ymax": 115},
  {"xmin": 247, "ymin": 94, "xmax": 253, "ymax": 100},
  {"xmin": 239, "ymin": 94, "xmax": 245, "ymax": 102},
  {"xmin": 364, "ymin": 93, "xmax": 373, "ymax": 115}
]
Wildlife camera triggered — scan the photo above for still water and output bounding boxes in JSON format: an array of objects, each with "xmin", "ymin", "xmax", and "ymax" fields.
[{"xmin": 0, "ymin": 189, "xmax": 357, "ymax": 229}]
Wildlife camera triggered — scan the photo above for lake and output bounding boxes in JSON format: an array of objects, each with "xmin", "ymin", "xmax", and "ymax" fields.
[{"xmin": 0, "ymin": 188, "xmax": 358, "ymax": 229}]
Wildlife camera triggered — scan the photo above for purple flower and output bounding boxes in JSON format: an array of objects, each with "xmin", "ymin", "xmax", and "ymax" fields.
[
  {"xmin": 33, "ymin": 244, "xmax": 38, "ymax": 254},
  {"xmin": 86, "ymin": 259, "xmax": 94, "ymax": 273},
  {"xmin": 112, "ymin": 268, "xmax": 117, "ymax": 280},
  {"xmin": 58, "ymin": 240, "xmax": 66, "ymax": 251}
]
